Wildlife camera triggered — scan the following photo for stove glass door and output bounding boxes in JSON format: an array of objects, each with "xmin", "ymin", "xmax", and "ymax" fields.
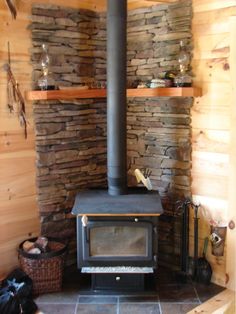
[{"xmin": 83, "ymin": 221, "xmax": 152, "ymax": 261}]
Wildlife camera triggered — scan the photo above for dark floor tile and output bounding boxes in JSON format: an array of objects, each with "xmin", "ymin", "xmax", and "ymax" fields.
[
  {"xmin": 76, "ymin": 304, "xmax": 117, "ymax": 314},
  {"xmin": 157, "ymin": 284, "xmax": 199, "ymax": 303},
  {"xmin": 156, "ymin": 267, "xmax": 179, "ymax": 285},
  {"xmin": 37, "ymin": 303, "xmax": 76, "ymax": 314},
  {"xmin": 194, "ymin": 282, "xmax": 225, "ymax": 302},
  {"xmin": 160, "ymin": 303, "xmax": 199, "ymax": 314},
  {"xmin": 156, "ymin": 267, "xmax": 192, "ymax": 286},
  {"xmin": 78, "ymin": 295, "xmax": 118, "ymax": 304},
  {"xmin": 35, "ymin": 290, "xmax": 78, "ymax": 304},
  {"xmin": 119, "ymin": 303, "xmax": 160, "ymax": 314},
  {"xmin": 119, "ymin": 295, "xmax": 159, "ymax": 303}
]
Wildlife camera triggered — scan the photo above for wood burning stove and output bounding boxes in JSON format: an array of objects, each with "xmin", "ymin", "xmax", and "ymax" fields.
[
  {"xmin": 71, "ymin": 0, "xmax": 164, "ymax": 291},
  {"xmin": 72, "ymin": 188, "xmax": 163, "ymax": 290},
  {"xmin": 77, "ymin": 216, "xmax": 158, "ymax": 291}
]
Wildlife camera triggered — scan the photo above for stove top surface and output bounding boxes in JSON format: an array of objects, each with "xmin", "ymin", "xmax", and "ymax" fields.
[{"xmin": 72, "ymin": 187, "xmax": 163, "ymax": 216}]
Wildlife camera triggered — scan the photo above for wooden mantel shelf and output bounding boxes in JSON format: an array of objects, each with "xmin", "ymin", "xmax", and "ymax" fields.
[{"xmin": 25, "ymin": 87, "xmax": 202, "ymax": 101}]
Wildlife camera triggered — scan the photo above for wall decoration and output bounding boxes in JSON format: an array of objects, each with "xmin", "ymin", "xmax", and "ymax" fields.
[
  {"xmin": 3, "ymin": 42, "xmax": 27, "ymax": 138},
  {"xmin": 5, "ymin": 0, "xmax": 17, "ymax": 19}
]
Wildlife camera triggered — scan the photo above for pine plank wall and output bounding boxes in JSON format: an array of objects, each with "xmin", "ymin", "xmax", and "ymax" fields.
[
  {"xmin": 0, "ymin": 0, "xmax": 235, "ymax": 290},
  {"xmin": 192, "ymin": 0, "xmax": 236, "ymax": 289}
]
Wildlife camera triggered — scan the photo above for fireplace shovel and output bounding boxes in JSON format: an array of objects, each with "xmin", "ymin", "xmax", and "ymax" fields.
[
  {"xmin": 195, "ymin": 237, "xmax": 212, "ymax": 285},
  {"xmin": 192, "ymin": 204, "xmax": 212, "ymax": 284}
]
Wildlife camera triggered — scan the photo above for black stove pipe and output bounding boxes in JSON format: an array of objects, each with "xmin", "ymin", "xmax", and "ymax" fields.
[{"xmin": 107, "ymin": 0, "xmax": 127, "ymax": 196}]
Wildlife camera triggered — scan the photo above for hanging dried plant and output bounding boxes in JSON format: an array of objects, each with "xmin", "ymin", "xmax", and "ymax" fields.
[
  {"xmin": 3, "ymin": 42, "xmax": 27, "ymax": 138},
  {"xmin": 4, "ymin": 63, "xmax": 27, "ymax": 138},
  {"xmin": 5, "ymin": 0, "xmax": 17, "ymax": 19}
]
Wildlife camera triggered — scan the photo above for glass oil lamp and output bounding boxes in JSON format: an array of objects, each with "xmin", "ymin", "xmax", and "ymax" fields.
[
  {"xmin": 38, "ymin": 43, "xmax": 55, "ymax": 90},
  {"xmin": 174, "ymin": 40, "xmax": 192, "ymax": 87}
]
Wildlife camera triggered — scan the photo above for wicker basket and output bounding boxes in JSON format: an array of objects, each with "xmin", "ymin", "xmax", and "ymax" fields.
[{"xmin": 18, "ymin": 238, "xmax": 67, "ymax": 295}]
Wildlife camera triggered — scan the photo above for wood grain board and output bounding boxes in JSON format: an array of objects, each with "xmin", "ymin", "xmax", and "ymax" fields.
[
  {"xmin": 192, "ymin": 0, "xmax": 235, "ymax": 287},
  {"xmin": 187, "ymin": 289, "xmax": 235, "ymax": 314},
  {"xmin": 227, "ymin": 15, "xmax": 236, "ymax": 292},
  {"xmin": 25, "ymin": 87, "xmax": 202, "ymax": 101},
  {"xmin": 0, "ymin": 0, "xmax": 175, "ymax": 13},
  {"xmin": 0, "ymin": 2, "xmax": 40, "ymax": 278}
]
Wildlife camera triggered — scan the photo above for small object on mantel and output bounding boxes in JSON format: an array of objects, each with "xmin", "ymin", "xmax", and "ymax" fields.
[
  {"xmin": 37, "ymin": 44, "xmax": 56, "ymax": 91},
  {"xmin": 137, "ymin": 82, "xmax": 146, "ymax": 89},
  {"xmin": 150, "ymin": 79, "xmax": 166, "ymax": 88},
  {"xmin": 164, "ymin": 70, "xmax": 176, "ymax": 86}
]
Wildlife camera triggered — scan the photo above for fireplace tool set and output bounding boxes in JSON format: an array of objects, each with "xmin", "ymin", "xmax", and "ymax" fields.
[{"xmin": 176, "ymin": 200, "xmax": 212, "ymax": 284}]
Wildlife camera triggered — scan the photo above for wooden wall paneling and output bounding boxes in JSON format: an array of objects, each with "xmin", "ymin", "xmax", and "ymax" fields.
[
  {"xmin": 193, "ymin": 33, "xmax": 230, "ymax": 60},
  {"xmin": 192, "ymin": 6, "xmax": 236, "ymax": 26},
  {"xmin": 193, "ymin": 96, "xmax": 230, "ymax": 114},
  {"xmin": 0, "ymin": 2, "xmax": 39, "ymax": 278},
  {"xmin": 0, "ymin": 0, "xmax": 105, "ymax": 13},
  {"xmin": 0, "ymin": 130, "xmax": 35, "ymax": 154},
  {"xmin": 192, "ymin": 129, "xmax": 229, "ymax": 154},
  {"xmin": 191, "ymin": 108, "xmax": 230, "ymax": 132},
  {"xmin": 193, "ymin": 0, "xmax": 236, "ymax": 13},
  {"xmin": 227, "ymin": 15, "xmax": 236, "ymax": 294},
  {"xmin": 127, "ymin": 1, "xmax": 172, "ymax": 10},
  {"xmin": 0, "ymin": 192, "xmax": 38, "ymax": 222},
  {"xmin": 191, "ymin": 59, "xmax": 230, "ymax": 84},
  {"xmin": 0, "ymin": 0, "xmax": 168, "ymax": 14},
  {"xmin": 192, "ymin": 151, "xmax": 229, "ymax": 177},
  {"xmin": 192, "ymin": 0, "xmax": 235, "ymax": 286},
  {"xmin": 191, "ymin": 175, "xmax": 228, "ymax": 199},
  {"xmin": 0, "ymin": 214, "xmax": 39, "ymax": 246},
  {"xmin": 0, "ymin": 153, "xmax": 36, "ymax": 201},
  {"xmin": 192, "ymin": 20, "xmax": 230, "ymax": 36}
]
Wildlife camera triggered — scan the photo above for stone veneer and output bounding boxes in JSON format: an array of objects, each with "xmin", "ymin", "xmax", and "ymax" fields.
[{"xmin": 31, "ymin": 0, "xmax": 193, "ymax": 267}]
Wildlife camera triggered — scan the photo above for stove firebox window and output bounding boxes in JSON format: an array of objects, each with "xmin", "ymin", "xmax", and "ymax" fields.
[
  {"xmin": 81, "ymin": 220, "xmax": 153, "ymax": 262},
  {"xmin": 90, "ymin": 226, "xmax": 147, "ymax": 257}
]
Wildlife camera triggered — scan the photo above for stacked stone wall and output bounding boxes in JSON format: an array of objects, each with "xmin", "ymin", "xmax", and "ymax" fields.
[
  {"xmin": 30, "ymin": 4, "xmax": 106, "ymax": 88},
  {"xmin": 31, "ymin": 0, "xmax": 193, "ymax": 268},
  {"xmin": 127, "ymin": 1, "xmax": 192, "ymax": 267}
]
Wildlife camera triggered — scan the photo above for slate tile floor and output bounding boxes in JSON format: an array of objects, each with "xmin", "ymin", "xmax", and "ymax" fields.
[{"xmin": 35, "ymin": 266, "xmax": 224, "ymax": 314}]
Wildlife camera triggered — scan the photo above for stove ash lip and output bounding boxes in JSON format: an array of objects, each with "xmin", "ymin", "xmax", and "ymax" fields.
[{"xmin": 71, "ymin": 187, "xmax": 164, "ymax": 216}]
